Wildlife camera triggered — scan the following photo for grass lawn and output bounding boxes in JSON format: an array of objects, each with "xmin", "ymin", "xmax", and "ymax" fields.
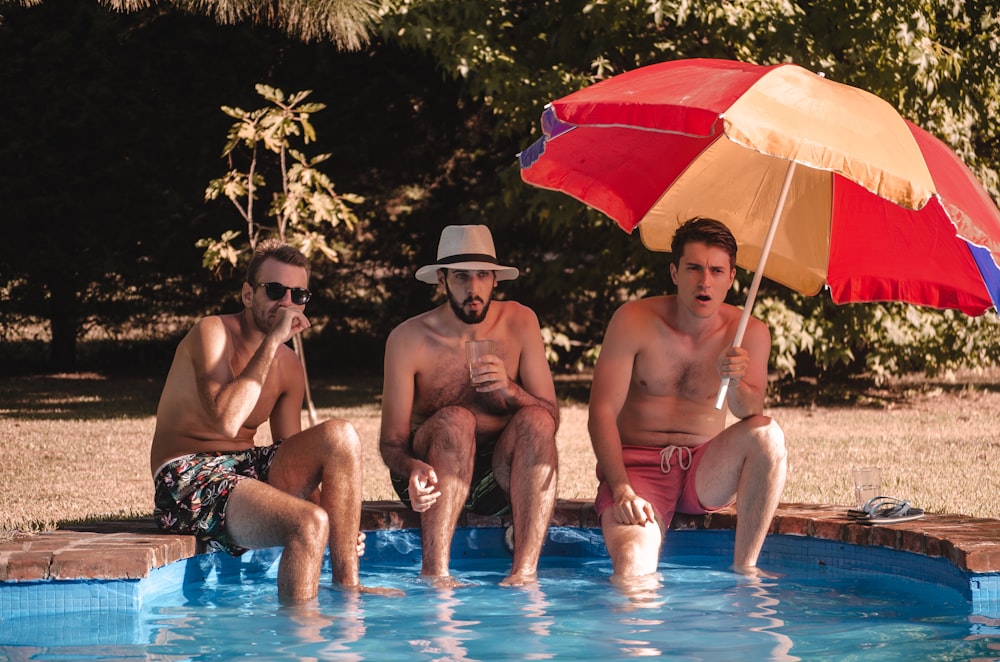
[{"xmin": 2, "ymin": 369, "xmax": 999, "ymax": 541}]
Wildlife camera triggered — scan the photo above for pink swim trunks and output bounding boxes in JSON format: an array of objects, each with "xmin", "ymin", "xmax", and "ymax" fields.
[{"xmin": 594, "ymin": 444, "xmax": 732, "ymax": 524}]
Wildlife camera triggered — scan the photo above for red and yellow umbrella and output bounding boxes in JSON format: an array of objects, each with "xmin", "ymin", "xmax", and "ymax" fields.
[{"xmin": 519, "ymin": 58, "xmax": 1000, "ymax": 405}]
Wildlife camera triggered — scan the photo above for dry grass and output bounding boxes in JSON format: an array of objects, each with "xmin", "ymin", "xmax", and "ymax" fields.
[{"xmin": 2, "ymin": 370, "xmax": 999, "ymax": 542}]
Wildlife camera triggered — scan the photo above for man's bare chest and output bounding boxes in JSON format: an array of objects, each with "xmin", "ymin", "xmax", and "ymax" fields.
[{"xmin": 633, "ymin": 342, "xmax": 723, "ymax": 402}]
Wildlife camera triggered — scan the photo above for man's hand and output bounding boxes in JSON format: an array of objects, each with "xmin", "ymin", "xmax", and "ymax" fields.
[
  {"xmin": 270, "ymin": 307, "xmax": 311, "ymax": 345},
  {"xmin": 470, "ymin": 353, "xmax": 510, "ymax": 393},
  {"xmin": 612, "ymin": 489, "xmax": 657, "ymax": 527},
  {"xmin": 717, "ymin": 345, "xmax": 750, "ymax": 383},
  {"xmin": 409, "ymin": 462, "xmax": 441, "ymax": 512}
]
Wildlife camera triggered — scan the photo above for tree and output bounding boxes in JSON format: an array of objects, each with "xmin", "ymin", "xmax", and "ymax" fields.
[
  {"xmin": 0, "ymin": 1, "xmax": 241, "ymax": 371},
  {"xmin": 201, "ymin": 83, "xmax": 363, "ymax": 422},
  {"xmin": 1, "ymin": 0, "xmax": 380, "ymax": 48},
  {"xmin": 374, "ymin": 0, "xmax": 1000, "ymax": 381},
  {"xmin": 2, "ymin": 0, "xmax": 997, "ymax": 384}
]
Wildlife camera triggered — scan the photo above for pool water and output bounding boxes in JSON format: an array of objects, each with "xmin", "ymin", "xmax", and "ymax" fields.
[{"xmin": 3, "ymin": 528, "xmax": 1000, "ymax": 661}]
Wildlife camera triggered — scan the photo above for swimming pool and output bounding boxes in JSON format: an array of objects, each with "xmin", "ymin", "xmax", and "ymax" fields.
[{"xmin": 3, "ymin": 526, "xmax": 1000, "ymax": 660}]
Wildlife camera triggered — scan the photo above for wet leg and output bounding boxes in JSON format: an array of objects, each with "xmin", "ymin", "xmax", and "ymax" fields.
[{"xmin": 493, "ymin": 405, "xmax": 558, "ymax": 585}]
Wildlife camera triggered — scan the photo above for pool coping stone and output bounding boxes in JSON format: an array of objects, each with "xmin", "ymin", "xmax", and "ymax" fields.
[{"xmin": 2, "ymin": 500, "xmax": 999, "ymax": 583}]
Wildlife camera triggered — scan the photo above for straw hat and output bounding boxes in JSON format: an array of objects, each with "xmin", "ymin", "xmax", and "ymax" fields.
[{"xmin": 415, "ymin": 225, "xmax": 519, "ymax": 284}]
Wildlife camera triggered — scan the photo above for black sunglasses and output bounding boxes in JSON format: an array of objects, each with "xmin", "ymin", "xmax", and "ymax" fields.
[{"xmin": 256, "ymin": 282, "xmax": 312, "ymax": 305}]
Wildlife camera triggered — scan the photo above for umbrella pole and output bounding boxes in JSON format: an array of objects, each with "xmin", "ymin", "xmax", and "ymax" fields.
[{"xmin": 714, "ymin": 161, "xmax": 797, "ymax": 410}]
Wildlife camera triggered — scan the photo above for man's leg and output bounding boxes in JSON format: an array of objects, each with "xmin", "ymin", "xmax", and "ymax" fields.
[
  {"xmin": 256, "ymin": 419, "xmax": 364, "ymax": 589},
  {"xmin": 412, "ymin": 406, "xmax": 477, "ymax": 580},
  {"xmin": 225, "ymin": 479, "xmax": 330, "ymax": 603},
  {"xmin": 492, "ymin": 405, "xmax": 558, "ymax": 585},
  {"xmin": 694, "ymin": 415, "xmax": 787, "ymax": 572},
  {"xmin": 599, "ymin": 510, "xmax": 666, "ymax": 578}
]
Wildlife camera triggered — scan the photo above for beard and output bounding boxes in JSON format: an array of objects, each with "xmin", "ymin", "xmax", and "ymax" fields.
[
  {"xmin": 249, "ymin": 304, "xmax": 271, "ymax": 333},
  {"xmin": 445, "ymin": 279, "xmax": 492, "ymax": 325},
  {"xmin": 248, "ymin": 297, "xmax": 280, "ymax": 334}
]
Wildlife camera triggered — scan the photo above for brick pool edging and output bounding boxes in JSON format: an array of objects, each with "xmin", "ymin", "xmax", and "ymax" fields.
[{"xmin": 2, "ymin": 500, "xmax": 999, "ymax": 583}]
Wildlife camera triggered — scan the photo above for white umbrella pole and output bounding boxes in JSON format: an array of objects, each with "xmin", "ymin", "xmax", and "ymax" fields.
[{"xmin": 714, "ymin": 161, "xmax": 797, "ymax": 410}]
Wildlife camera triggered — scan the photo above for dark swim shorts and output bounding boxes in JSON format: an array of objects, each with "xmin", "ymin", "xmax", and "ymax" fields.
[
  {"xmin": 390, "ymin": 437, "xmax": 510, "ymax": 517},
  {"xmin": 153, "ymin": 446, "xmax": 278, "ymax": 556}
]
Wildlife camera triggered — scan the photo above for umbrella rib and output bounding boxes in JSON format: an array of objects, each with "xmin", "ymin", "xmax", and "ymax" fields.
[{"xmin": 550, "ymin": 116, "xmax": 722, "ymax": 140}]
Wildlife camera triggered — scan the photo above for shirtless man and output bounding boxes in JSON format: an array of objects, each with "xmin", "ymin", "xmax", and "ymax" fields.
[
  {"xmin": 379, "ymin": 224, "xmax": 559, "ymax": 587},
  {"xmin": 150, "ymin": 239, "xmax": 370, "ymax": 603},
  {"xmin": 589, "ymin": 218, "xmax": 787, "ymax": 580}
]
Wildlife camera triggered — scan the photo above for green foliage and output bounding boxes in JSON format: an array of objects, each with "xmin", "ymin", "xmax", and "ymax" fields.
[
  {"xmin": 378, "ymin": 0, "xmax": 1000, "ymax": 382},
  {"xmin": 2, "ymin": 0, "xmax": 998, "ymax": 384},
  {"xmin": 3, "ymin": 0, "xmax": 383, "ymax": 49},
  {"xmin": 756, "ymin": 291, "xmax": 1000, "ymax": 384},
  {"xmin": 540, "ymin": 326, "xmax": 572, "ymax": 365},
  {"xmin": 201, "ymin": 83, "xmax": 362, "ymax": 271}
]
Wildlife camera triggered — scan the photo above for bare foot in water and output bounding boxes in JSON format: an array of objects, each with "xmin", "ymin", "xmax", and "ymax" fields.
[
  {"xmin": 336, "ymin": 583, "xmax": 406, "ymax": 597},
  {"xmin": 500, "ymin": 571, "xmax": 538, "ymax": 587},
  {"xmin": 609, "ymin": 572, "xmax": 664, "ymax": 610},
  {"xmin": 731, "ymin": 564, "xmax": 783, "ymax": 580},
  {"xmin": 420, "ymin": 574, "xmax": 476, "ymax": 590}
]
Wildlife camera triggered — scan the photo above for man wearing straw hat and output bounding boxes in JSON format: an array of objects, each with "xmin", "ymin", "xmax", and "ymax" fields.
[{"xmin": 380, "ymin": 224, "xmax": 559, "ymax": 587}]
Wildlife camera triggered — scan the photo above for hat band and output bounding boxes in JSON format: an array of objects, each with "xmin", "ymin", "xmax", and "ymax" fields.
[{"xmin": 437, "ymin": 253, "xmax": 498, "ymax": 265}]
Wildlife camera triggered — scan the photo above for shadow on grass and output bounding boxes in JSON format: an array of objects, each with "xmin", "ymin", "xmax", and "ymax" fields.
[
  {"xmin": 768, "ymin": 370, "xmax": 1000, "ymax": 409},
  {"xmin": 3, "ymin": 368, "xmax": 997, "ymax": 421},
  {"xmin": 0, "ymin": 374, "xmax": 164, "ymax": 420},
  {"xmin": 0, "ymin": 371, "xmax": 390, "ymax": 421}
]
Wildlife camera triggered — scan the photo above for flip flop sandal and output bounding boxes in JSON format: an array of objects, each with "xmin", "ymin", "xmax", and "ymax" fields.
[{"xmin": 847, "ymin": 496, "xmax": 925, "ymax": 524}]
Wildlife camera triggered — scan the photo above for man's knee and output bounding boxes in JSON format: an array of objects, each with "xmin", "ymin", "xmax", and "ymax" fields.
[
  {"xmin": 417, "ymin": 406, "xmax": 477, "ymax": 453},
  {"xmin": 309, "ymin": 419, "xmax": 362, "ymax": 469},
  {"xmin": 746, "ymin": 415, "xmax": 786, "ymax": 464},
  {"xmin": 292, "ymin": 502, "xmax": 330, "ymax": 548},
  {"xmin": 510, "ymin": 405, "xmax": 557, "ymax": 442}
]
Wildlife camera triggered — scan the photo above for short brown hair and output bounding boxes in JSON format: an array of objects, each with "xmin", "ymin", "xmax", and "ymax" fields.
[
  {"xmin": 670, "ymin": 218, "xmax": 737, "ymax": 268},
  {"xmin": 246, "ymin": 239, "xmax": 310, "ymax": 285}
]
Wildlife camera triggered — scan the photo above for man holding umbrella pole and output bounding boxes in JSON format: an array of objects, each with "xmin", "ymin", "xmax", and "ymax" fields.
[{"xmin": 588, "ymin": 217, "xmax": 787, "ymax": 581}]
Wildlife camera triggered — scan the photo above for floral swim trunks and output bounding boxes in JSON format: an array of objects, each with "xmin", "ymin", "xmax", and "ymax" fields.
[{"xmin": 153, "ymin": 446, "xmax": 278, "ymax": 556}]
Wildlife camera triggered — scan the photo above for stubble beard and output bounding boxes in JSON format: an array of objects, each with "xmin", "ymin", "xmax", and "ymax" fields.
[
  {"xmin": 249, "ymin": 299, "xmax": 276, "ymax": 334},
  {"xmin": 445, "ymin": 280, "xmax": 492, "ymax": 325}
]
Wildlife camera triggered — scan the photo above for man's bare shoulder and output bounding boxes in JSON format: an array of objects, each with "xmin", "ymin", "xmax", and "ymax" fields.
[
  {"xmin": 492, "ymin": 299, "xmax": 540, "ymax": 325},
  {"xmin": 387, "ymin": 307, "xmax": 441, "ymax": 344},
  {"xmin": 183, "ymin": 313, "xmax": 238, "ymax": 340},
  {"xmin": 175, "ymin": 314, "xmax": 242, "ymax": 358},
  {"xmin": 612, "ymin": 296, "xmax": 672, "ymax": 325}
]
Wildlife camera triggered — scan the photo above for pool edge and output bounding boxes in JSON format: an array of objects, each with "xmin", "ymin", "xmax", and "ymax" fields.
[{"xmin": 2, "ymin": 500, "xmax": 998, "ymax": 583}]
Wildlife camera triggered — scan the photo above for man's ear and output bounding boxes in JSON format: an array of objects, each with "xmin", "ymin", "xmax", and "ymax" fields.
[
  {"xmin": 669, "ymin": 263, "xmax": 678, "ymax": 285},
  {"xmin": 241, "ymin": 282, "xmax": 254, "ymax": 307}
]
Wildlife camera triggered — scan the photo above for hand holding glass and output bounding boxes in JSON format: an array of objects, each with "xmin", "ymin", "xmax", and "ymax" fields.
[{"xmin": 465, "ymin": 340, "xmax": 495, "ymax": 383}]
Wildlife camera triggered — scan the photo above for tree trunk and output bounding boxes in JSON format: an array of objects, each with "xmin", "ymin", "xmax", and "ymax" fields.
[{"xmin": 47, "ymin": 278, "xmax": 79, "ymax": 372}]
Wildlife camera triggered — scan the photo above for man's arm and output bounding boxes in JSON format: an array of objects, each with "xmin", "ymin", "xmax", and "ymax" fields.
[
  {"xmin": 378, "ymin": 325, "xmax": 420, "ymax": 478},
  {"xmin": 191, "ymin": 309, "xmax": 309, "ymax": 439},
  {"xmin": 379, "ymin": 325, "xmax": 442, "ymax": 512},
  {"xmin": 588, "ymin": 304, "xmax": 655, "ymax": 524},
  {"xmin": 474, "ymin": 305, "xmax": 559, "ymax": 429},
  {"xmin": 720, "ymin": 316, "xmax": 771, "ymax": 420},
  {"xmin": 268, "ymin": 352, "xmax": 306, "ymax": 441}
]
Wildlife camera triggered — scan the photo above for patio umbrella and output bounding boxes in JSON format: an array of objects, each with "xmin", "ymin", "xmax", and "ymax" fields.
[{"xmin": 519, "ymin": 58, "xmax": 1000, "ymax": 407}]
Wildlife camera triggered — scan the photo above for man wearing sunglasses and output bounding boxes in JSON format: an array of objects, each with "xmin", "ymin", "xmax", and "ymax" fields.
[
  {"xmin": 150, "ymin": 239, "xmax": 380, "ymax": 603},
  {"xmin": 379, "ymin": 224, "xmax": 559, "ymax": 588}
]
